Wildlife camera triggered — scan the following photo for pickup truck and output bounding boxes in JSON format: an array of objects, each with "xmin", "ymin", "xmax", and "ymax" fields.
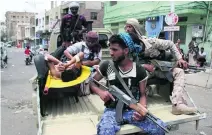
[
  {"xmin": 30, "ymin": 24, "xmax": 206, "ymax": 135},
  {"xmin": 30, "ymin": 75, "xmax": 206, "ymax": 135}
]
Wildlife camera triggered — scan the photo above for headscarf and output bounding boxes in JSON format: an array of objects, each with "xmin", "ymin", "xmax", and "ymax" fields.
[
  {"xmin": 126, "ymin": 18, "xmax": 151, "ymax": 50},
  {"xmin": 69, "ymin": 2, "xmax": 80, "ymax": 8},
  {"xmin": 86, "ymin": 31, "xmax": 101, "ymax": 53},
  {"xmin": 68, "ymin": 2, "xmax": 80, "ymax": 14},
  {"xmin": 118, "ymin": 32, "xmax": 142, "ymax": 56}
]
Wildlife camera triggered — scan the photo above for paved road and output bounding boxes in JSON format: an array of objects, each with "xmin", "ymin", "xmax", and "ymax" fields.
[
  {"xmin": 1, "ymin": 47, "xmax": 37, "ymax": 135},
  {"xmin": 1, "ymin": 47, "xmax": 212, "ymax": 135}
]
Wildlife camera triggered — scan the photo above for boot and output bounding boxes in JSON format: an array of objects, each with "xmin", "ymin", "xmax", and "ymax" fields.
[{"xmin": 172, "ymin": 104, "xmax": 197, "ymax": 115}]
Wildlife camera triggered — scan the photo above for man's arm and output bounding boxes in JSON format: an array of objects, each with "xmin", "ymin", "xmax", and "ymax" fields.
[
  {"xmin": 147, "ymin": 38, "xmax": 182, "ymax": 60},
  {"xmin": 64, "ymin": 52, "xmax": 84, "ymax": 68},
  {"xmin": 139, "ymin": 78, "xmax": 148, "ymax": 108},
  {"xmin": 64, "ymin": 42, "xmax": 81, "ymax": 60},
  {"xmin": 64, "ymin": 50, "xmax": 73, "ymax": 60},
  {"xmin": 137, "ymin": 65, "xmax": 148, "ymax": 108},
  {"xmin": 45, "ymin": 54, "xmax": 61, "ymax": 65},
  {"xmin": 81, "ymin": 15, "xmax": 87, "ymax": 29},
  {"xmin": 90, "ymin": 72, "xmax": 104, "ymax": 95}
]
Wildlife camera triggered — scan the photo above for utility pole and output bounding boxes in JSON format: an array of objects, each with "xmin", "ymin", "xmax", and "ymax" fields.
[
  {"xmin": 203, "ymin": 1, "xmax": 211, "ymax": 44},
  {"xmin": 170, "ymin": 1, "xmax": 175, "ymax": 42},
  {"xmin": 25, "ymin": 0, "xmax": 37, "ymax": 47}
]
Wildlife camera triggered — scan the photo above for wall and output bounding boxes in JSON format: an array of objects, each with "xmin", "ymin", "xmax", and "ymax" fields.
[
  {"xmin": 5, "ymin": 12, "xmax": 34, "ymax": 40},
  {"xmin": 36, "ymin": 11, "xmax": 46, "ymax": 32},
  {"xmin": 79, "ymin": 2, "xmax": 104, "ymax": 28}
]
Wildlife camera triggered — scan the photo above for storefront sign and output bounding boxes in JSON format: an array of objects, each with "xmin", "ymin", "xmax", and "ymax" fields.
[
  {"xmin": 164, "ymin": 26, "xmax": 180, "ymax": 31},
  {"xmin": 145, "ymin": 16, "xmax": 164, "ymax": 38}
]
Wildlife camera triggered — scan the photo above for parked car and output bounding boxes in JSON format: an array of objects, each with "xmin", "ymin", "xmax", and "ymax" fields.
[{"xmin": 6, "ymin": 44, "xmax": 12, "ymax": 48}]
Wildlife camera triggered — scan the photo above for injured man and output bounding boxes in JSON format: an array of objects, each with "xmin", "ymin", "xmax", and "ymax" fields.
[{"xmin": 44, "ymin": 52, "xmax": 84, "ymax": 82}]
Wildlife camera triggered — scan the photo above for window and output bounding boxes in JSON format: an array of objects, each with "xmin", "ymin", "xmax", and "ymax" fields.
[
  {"xmin": 110, "ymin": 1, "xmax": 117, "ymax": 6},
  {"xmin": 56, "ymin": 16, "xmax": 58, "ymax": 19},
  {"xmin": 13, "ymin": 16, "xmax": 16, "ymax": 18},
  {"xmin": 90, "ymin": 12, "xmax": 97, "ymax": 20},
  {"xmin": 99, "ymin": 34, "xmax": 109, "ymax": 49},
  {"xmin": 36, "ymin": 19, "xmax": 38, "ymax": 26},
  {"xmin": 45, "ymin": 16, "xmax": 49, "ymax": 25},
  {"xmin": 178, "ymin": 17, "xmax": 188, "ymax": 22},
  {"xmin": 174, "ymin": 26, "xmax": 187, "ymax": 44}
]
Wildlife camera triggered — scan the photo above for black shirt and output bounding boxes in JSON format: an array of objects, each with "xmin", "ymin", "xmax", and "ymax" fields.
[{"xmin": 99, "ymin": 60, "xmax": 147, "ymax": 108}]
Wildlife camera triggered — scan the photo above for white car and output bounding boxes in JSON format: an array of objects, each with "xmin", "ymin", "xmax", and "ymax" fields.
[{"xmin": 7, "ymin": 44, "xmax": 12, "ymax": 47}]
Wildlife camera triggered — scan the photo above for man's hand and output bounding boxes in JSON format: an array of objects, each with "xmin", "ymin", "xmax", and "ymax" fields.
[
  {"xmin": 99, "ymin": 91, "xmax": 115, "ymax": 102},
  {"xmin": 177, "ymin": 59, "xmax": 188, "ymax": 69},
  {"xmin": 143, "ymin": 64, "xmax": 155, "ymax": 72},
  {"xmin": 132, "ymin": 112, "xmax": 144, "ymax": 121}
]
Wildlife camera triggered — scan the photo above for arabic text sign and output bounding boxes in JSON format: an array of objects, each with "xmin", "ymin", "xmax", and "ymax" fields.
[{"xmin": 164, "ymin": 26, "xmax": 180, "ymax": 31}]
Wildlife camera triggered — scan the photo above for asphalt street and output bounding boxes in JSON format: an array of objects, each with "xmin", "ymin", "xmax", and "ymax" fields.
[
  {"xmin": 1, "ymin": 47, "xmax": 37, "ymax": 135},
  {"xmin": 1, "ymin": 47, "xmax": 212, "ymax": 135}
]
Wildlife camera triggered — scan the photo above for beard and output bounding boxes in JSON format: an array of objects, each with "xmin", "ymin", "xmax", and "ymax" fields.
[{"xmin": 113, "ymin": 54, "xmax": 125, "ymax": 64}]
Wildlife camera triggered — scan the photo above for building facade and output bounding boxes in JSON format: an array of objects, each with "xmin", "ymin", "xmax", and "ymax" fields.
[
  {"xmin": 103, "ymin": 1, "xmax": 212, "ymax": 62},
  {"xmin": 0, "ymin": 22, "xmax": 7, "ymax": 42},
  {"xmin": 5, "ymin": 11, "xmax": 35, "ymax": 42}
]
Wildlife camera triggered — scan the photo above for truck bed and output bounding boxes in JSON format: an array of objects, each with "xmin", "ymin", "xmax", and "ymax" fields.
[{"xmin": 40, "ymin": 94, "xmax": 206, "ymax": 135}]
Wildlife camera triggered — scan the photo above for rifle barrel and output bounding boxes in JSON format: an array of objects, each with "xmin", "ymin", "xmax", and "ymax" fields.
[{"xmin": 146, "ymin": 114, "xmax": 169, "ymax": 133}]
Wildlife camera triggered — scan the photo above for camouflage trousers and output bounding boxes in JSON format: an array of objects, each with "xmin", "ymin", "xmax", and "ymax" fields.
[
  {"xmin": 148, "ymin": 67, "xmax": 187, "ymax": 105},
  {"xmin": 97, "ymin": 108, "xmax": 166, "ymax": 135}
]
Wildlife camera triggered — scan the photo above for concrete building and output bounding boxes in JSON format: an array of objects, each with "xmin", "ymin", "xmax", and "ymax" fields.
[
  {"xmin": 0, "ymin": 22, "xmax": 7, "ymax": 42},
  {"xmin": 5, "ymin": 11, "xmax": 35, "ymax": 42},
  {"xmin": 103, "ymin": 1, "xmax": 212, "ymax": 62},
  {"xmin": 24, "ymin": 16, "xmax": 36, "ymax": 47},
  {"xmin": 0, "ymin": 22, "xmax": 6, "ymax": 33},
  {"xmin": 35, "ymin": 11, "xmax": 48, "ymax": 45},
  {"xmin": 16, "ymin": 23, "xmax": 30, "ymax": 42}
]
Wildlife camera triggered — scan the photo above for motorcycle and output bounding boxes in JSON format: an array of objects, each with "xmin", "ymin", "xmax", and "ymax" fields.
[{"xmin": 25, "ymin": 52, "xmax": 34, "ymax": 65}]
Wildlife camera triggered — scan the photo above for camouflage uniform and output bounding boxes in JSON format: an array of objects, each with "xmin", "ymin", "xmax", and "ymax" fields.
[
  {"xmin": 97, "ymin": 108, "xmax": 165, "ymax": 135},
  {"xmin": 141, "ymin": 37, "xmax": 188, "ymax": 105}
]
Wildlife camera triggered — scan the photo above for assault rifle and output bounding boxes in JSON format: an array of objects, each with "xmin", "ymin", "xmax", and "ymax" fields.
[
  {"xmin": 150, "ymin": 59, "xmax": 206, "ymax": 72},
  {"xmin": 92, "ymin": 78, "xmax": 169, "ymax": 133}
]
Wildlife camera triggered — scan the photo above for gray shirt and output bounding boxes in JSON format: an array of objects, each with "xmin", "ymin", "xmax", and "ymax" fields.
[{"xmin": 66, "ymin": 41, "xmax": 102, "ymax": 61}]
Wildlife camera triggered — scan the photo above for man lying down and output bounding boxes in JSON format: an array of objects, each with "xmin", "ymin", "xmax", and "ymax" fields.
[{"xmin": 44, "ymin": 52, "xmax": 84, "ymax": 82}]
